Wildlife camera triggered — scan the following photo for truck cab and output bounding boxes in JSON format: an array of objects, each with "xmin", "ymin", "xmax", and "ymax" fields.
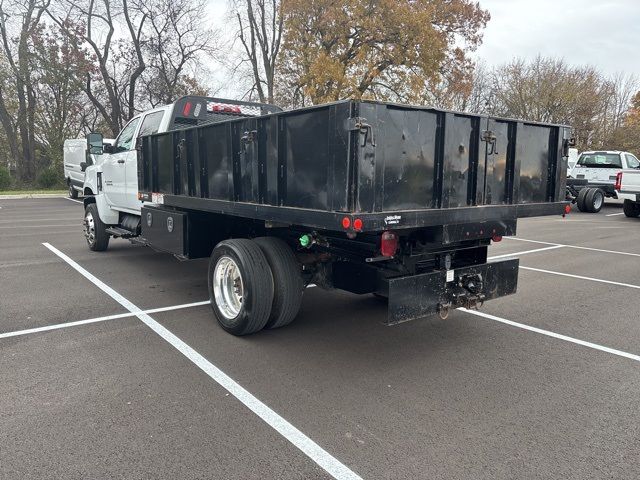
[
  {"xmin": 566, "ymin": 150, "xmax": 640, "ymax": 213},
  {"xmin": 83, "ymin": 105, "xmax": 172, "ymax": 220},
  {"xmin": 81, "ymin": 96, "xmax": 280, "ymax": 251},
  {"xmin": 570, "ymin": 150, "xmax": 640, "ymax": 197}
]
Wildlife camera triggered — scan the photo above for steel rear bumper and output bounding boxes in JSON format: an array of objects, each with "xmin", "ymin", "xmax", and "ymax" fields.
[{"xmin": 384, "ymin": 259, "xmax": 519, "ymax": 325}]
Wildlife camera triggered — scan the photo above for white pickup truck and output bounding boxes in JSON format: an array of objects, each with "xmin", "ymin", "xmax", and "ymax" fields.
[
  {"xmin": 81, "ymin": 96, "xmax": 269, "ymax": 250},
  {"xmin": 615, "ymin": 167, "xmax": 640, "ymax": 218},
  {"xmin": 567, "ymin": 150, "xmax": 640, "ymax": 213}
]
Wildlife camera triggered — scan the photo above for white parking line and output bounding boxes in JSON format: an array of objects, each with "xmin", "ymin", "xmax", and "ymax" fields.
[
  {"xmin": 520, "ymin": 266, "xmax": 640, "ymax": 290},
  {"xmin": 64, "ymin": 197, "xmax": 83, "ymax": 204},
  {"xmin": 487, "ymin": 245, "xmax": 564, "ymax": 261},
  {"xmin": 0, "ymin": 217, "xmax": 78, "ymax": 224},
  {"xmin": 0, "ymin": 224, "xmax": 79, "ymax": 229},
  {"xmin": 606, "ymin": 212, "xmax": 625, "ymax": 217},
  {"xmin": 459, "ymin": 308, "xmax": 640, "ymax": 363},
  {"xmin": 0, "ymin": 300, "xmax": 210, "ymax": 340},
  {"xmin": 43, "ymin": 242, "xmax": 361, "ymax": 480},
  {"xmin": 505, "ymin": 236, "xmax": 640, "ymax": 257}
]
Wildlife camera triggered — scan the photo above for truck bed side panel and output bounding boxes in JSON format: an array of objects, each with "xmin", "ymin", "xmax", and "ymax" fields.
[{"xmin": 139, "ymin": 100, "xmax": 569, "ymax": 232}]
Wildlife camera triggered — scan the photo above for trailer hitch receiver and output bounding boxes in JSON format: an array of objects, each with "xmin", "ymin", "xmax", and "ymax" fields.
[{"xmin": 459, "ymin": 273, "xmax": 483, "ymax": 295}]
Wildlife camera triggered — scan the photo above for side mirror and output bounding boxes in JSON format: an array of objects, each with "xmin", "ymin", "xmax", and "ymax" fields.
[
  {"xmin": 86, "ymin": 132, "xmax": 104, "ymax": 155},
  {"xmin": 80, "ymin": 161, "xmax": 87, "ymax": 172}
]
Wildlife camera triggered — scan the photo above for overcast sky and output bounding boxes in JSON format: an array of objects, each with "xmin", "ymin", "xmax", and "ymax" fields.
[
  {"xmin": 208, "ymin": 0, "xmax": 640, "ymax": 96},
  {"xmin": 475, "ymin": 0, "xmax": 640, "ymax": 77}
]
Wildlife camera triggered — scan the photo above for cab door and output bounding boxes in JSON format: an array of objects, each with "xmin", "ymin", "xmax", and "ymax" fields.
[
  {"xmin": 123, "ymin": 110, "xmax": 166, "ymax": 212},
  {"xmin": 104, "ymin": 117, "xmax": 141, "ymax": 207}
]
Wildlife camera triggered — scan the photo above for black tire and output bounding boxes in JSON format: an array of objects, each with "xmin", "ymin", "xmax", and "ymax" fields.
[
  {"xmin": 254, "ymin": 237, "xmax": 304, "ymax": 329},
  {"xmin": 576, "ymin": 187, "xmax": 589, "ymax": 212},
  {"xmin": 208, "ymin": 239, "xmax": 274, "ymax": 335},
  {"xmin": 84, "ymin": 203, "xmax": 110, "ymax": 251},
  {"xmin": 623, "ymin": 199, "xmax": 640, "ymax": 218},
  {"xmin": 68, "ymin": 183, "xmax": 79, "ymax": 199},
  {"xmin": 585, "ymin": 188, "xmax": 604, "ymax": 213}
]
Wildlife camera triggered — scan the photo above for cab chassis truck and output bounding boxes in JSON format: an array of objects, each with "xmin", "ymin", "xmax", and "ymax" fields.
[{"xmin": 84, "ymin": 97, "xmax": 571, "ymax": 335}]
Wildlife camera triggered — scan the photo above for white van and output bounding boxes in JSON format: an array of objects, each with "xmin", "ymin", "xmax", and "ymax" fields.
[
  {"xmin": 64, "ymin": 138, "xmax": 114, "ymax": 199},
  {"xmin": 63, "ymin": 139, "xmax": 87, "ymax": 199}
]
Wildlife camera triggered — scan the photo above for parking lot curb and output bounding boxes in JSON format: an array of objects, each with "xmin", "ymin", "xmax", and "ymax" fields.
[{"xmin": 0, "ymin": 193, "xmax": 66, "ymax": 199}]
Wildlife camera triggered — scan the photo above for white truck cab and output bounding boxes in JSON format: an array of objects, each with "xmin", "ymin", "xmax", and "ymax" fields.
[
  {"xmin": 81, "ymin": 96, "xmax": 261, "ymax": 251},
  {"xmin": 83, "ymin": 105, "xmax": 172, "ymax": 221},
  {"xmin": 570, "ymin": 150, "xmax": 639, "ymax": 196},
  {"xmin": 567, "ymin": 150, "xmax": 640, "ymax": 213}
]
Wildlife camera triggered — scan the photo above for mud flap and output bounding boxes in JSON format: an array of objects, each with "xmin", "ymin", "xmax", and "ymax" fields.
[{"xmin": 385, "ymin": 259, "xmax": 519, "ymax": 325}]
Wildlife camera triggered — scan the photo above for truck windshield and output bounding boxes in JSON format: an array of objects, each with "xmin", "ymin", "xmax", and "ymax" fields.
[{"xmin": 576, "ymin": 153, "xmax": 622, "ymax": 168}]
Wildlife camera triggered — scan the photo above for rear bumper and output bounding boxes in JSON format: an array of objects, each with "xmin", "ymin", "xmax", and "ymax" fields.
[
  {"xmin": 617, "ymin": 191, "xmax": 640, "ymax": 202},
  {"xmin": 383, "ymin": 259, "xmax": 519, "ymax": 325}
]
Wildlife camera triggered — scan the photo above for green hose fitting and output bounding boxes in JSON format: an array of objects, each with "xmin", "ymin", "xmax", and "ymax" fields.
[{"xmin": 299, "ymin": 234, "xmax": 312, "ymax": 248}]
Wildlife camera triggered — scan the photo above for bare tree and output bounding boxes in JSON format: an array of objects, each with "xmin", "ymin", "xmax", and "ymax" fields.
[
  {"xmin": 49, "ymin": 0, "xmax": 147, "ymax": 136},
  {"xmin": 0, "ymin": 0, "xmax": 50, "ymax": 182},
  {"xmin": 483, "ymin": 56, "xmax": 639, "ymax": 150},
  {"xmin": 233, "ymin": 0, "xmax": 282, "ymax": 104},
  {"xmin": 32, "ymin": 20, "xmax": 94, "ymax": 171},
  {"xmin": 137, "ymin": 0, "xmax": 214, "ymax": 106}
]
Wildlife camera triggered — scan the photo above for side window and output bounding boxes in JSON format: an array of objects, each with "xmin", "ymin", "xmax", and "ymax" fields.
[
  {"xmin": 138, "ymin": 111, "xmax": 164, "ymax": 138},
  {"xmin": 114, "ymin": 117, "xmax": 141, "ymax": 152},
  {"xmin": 626, "ymin": 154, "xmax": 640, "ymax": 169}
]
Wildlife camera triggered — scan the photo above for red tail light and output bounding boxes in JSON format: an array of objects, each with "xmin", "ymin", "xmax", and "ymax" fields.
[
  {"xmin": 492, "ymin": 234, "xmax": 502, "ymax": 242},
  {"xmin": 353, "ymin": 218, "xmax": 363, "ymax": 231},
  {"xmin": 381, "ymin": 231, "xmax": 398, "ymax": 257},
  {"xmin": 615, "ymin": 171, "xmax": 623, "ymax": 191},
  {"xmin": 182, "ymin": 101, "xmax": 192, "ymax": 116}
]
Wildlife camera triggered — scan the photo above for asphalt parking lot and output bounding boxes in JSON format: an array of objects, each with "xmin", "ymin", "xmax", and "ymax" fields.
[{"xmin": 2, "ymin": 197, "xmax": 640, "ymax": 479}]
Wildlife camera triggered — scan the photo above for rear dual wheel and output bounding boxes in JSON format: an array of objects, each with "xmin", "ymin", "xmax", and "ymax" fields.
[
  {"xmin": 208, "ymin": 237, "xmax": 303, "ymax": 336},
  {"xmin": 576, "ymin": 188, "xmax": 604, "ymax": 213}
]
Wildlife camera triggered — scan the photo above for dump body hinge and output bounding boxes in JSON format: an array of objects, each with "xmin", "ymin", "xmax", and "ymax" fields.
[
  {"xmin": 241, "ymin": 130, "xmax": 257, "ymax": 144},
  {"xmin": 348, "ymin": 117, "xmax": 376, "ymax": 147},
  {"xmin": 481, "ymin": 130, "xmax": 498, "ymax": 155},
  {"xmin": 562, "ymin": 136, "xmax": 576, "ymax": 157}
]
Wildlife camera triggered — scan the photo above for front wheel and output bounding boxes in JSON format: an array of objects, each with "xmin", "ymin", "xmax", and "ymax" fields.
[
  {"xmin": 68, "ymin": 183, "xmax": 79, "ymax": 199},
  {"xmin": 623, "ymin": 199, "xmax": 640, "ymax": 218},
  {"xmin": 84, "ymin": 203, "xmax": 110, "ymax": 251},
  {"xmin": 208, "ymin": 239, "xmax": 274, "ymax": 335}
]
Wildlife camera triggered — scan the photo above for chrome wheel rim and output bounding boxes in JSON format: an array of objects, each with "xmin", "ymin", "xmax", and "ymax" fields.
[
  {"xmin": 213, "ymin": 256, "xmax": 243, "ymax": 320},
  {"xmin": 593, "ymin": 194, "xmax": 603, "ymax": 210},
  {"xmin": 84, "ymin": 211, "xmax": 96, "ymax": 246}
]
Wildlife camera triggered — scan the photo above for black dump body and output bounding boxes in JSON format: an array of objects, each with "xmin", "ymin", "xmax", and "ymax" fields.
[
  {"xmin": 139, "ymin": 99, "xmax": 569, "ymax": 234},
  {"xmin": 137, "ymin": 99, "xmax": 570, "ymax": 324}
]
